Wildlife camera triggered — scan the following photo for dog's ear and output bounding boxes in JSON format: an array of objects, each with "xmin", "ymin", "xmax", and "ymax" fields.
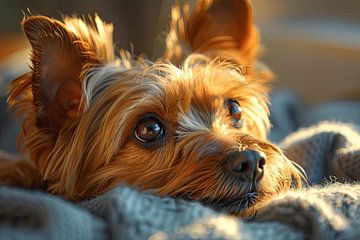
[
  {"xmin": 23, "ymin": 16, "xmax": 83, "ymax": 132},
  {"xmin": 17, "ymin": 15, "xmax": 114, "ymax": 133},
  {"xmin": 164, "ymin": 0, "xmax": 259, "ymax": 65}
]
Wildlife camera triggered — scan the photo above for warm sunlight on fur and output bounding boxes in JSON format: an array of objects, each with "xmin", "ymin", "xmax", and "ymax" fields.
[{"xmin": 0, "ymin": 0, "xmax": 304, "ymax": 217}]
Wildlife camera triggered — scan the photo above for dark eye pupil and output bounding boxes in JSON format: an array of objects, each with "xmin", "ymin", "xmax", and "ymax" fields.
[
  {"xmin": 135, "ymin": 118, "xmax": 164, "ymax": 143},
  {"xmin": 225, "ymin": 100, "xmax": 241, "ymax": 115},
  {"xmin": 225, "ymin": 99, "xmax": 243, "ymax": 128},
  {"xmin": 229, "ymin": 103, "xmax": 241, "ymax": 115}
]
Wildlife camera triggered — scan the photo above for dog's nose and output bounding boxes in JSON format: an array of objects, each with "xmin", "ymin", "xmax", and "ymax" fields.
[{"xmin": 226, "ymin": 150, "xmax": 266, "ymax": 182}]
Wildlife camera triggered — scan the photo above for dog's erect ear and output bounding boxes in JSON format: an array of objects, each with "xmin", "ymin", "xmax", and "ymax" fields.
[
  {"xmin": 18, "ymin": 15, "xmax": 114, "ymax": 133},
  {"xmin": 164, "ymin": 0, "xmax": 259, "ymax": 65},
  {"xmin": 23, "ymin": 16, "xmax": 83, "ymax": 132}
]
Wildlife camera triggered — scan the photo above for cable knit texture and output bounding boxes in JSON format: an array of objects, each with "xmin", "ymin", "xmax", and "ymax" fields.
[{"xmin": 1, "ymin": 91, "xmax": 360, "ymax": 239}]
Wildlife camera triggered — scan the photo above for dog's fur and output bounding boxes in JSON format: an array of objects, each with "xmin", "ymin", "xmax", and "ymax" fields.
[{"xmin": 0, "ymin": 0, "xmax": 303, "ymax": 217}]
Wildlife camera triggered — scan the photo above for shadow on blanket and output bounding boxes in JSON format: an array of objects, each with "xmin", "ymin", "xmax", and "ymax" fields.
[{"xmin": 1, "ymin": 90, "xmax": 360, "ymax": 240}]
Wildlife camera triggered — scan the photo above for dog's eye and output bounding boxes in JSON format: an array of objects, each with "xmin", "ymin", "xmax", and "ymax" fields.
[
  {"xmin": 225, "ymin": 99, "xmax": 243, "ymax": 128},
  {"xmin": 135, "ymin": 117, "xmax": 165, "ymax": 143}
]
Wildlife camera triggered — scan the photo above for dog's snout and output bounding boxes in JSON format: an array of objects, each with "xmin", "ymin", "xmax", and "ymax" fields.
[{"xmin": 226, "ymin": 150, "xmax": 266, "ymax": 182}]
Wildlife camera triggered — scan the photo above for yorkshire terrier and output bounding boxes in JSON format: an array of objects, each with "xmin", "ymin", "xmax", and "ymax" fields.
[{"xmin": 0, "ymin": 0, "xmax": 303, "ymax": 217}]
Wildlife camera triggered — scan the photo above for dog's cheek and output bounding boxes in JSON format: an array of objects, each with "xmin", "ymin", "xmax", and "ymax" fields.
[
  {"xmin": 104, "ymin": 142, "xmax": 175, "ymax": 189},
  {"xmin": 157, "ymin": 157, "xmax": 221, "ymax": 198}
]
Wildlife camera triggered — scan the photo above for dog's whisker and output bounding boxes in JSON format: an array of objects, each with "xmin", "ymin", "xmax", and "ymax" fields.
[{"xmin": 290, "ymin": 161, "xmax": 308, "ymax": 182}]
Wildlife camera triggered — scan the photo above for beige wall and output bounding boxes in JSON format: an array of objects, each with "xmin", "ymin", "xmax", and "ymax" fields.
[{"xmin": 253, "ymin": 0, "xmax": 360, "ymax": 104}]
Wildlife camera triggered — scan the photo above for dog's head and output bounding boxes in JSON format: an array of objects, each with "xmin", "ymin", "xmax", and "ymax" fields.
[{"xmin": 9, "ymin": 0, "xmax": 302, "ymax": 216}]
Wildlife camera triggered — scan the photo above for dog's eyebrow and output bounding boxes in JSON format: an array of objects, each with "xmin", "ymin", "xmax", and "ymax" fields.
[
  {"xmin": 83, "ymin": 63, "xmax": 142, "ymax": 107},
  {"xmin": 177, "ymin": 105, "xmax": 214, "ymax": 136}
]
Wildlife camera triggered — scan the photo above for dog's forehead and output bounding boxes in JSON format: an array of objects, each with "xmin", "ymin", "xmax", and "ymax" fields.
[
  {"xmin": 83, "ymin": 61, "xmax": 249, "ymax": 118},
  {"xmin": 161, "ymin": 64, "xmax": 248, "ymax": 109}
]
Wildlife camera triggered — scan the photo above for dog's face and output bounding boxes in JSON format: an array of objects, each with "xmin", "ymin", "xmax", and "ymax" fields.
[
  {"xmin": 9, "ymin": 0, "xmax": 302, "ymax": 216},
  {"xmin": 78, "ymin": 58, "xmax": 298, "ymax": 217}
]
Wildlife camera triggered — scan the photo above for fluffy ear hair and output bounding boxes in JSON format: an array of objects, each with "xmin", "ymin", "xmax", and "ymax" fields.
[
  {"xmin": 8, "ymin": 15, "xmax": 114, "ymax": 134},
  {"xmin": 164, "ymin": 0, "xmax": 260, "ymax": 66}
]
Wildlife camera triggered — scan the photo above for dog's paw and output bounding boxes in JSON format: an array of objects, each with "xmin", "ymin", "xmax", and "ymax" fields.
[{"xmin": 0, "ymin": 154, "xmax": 43, "ymax": 189}]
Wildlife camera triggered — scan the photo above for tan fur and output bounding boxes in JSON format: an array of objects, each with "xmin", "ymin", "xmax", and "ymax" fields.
[
  {"xmin": 1, "ymin": 0, "xmax": 303, "ymax": 217},
  {"xmin": 0, "ymin": 151, "xmax": 42, "ymax": 188}
]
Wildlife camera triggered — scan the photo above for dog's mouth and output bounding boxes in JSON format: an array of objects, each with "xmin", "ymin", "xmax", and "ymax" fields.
[
  {"xmin": 180, "ymin": 190, "xmax": 259, "ymax": 215},
  {"xmin": 200, "ymin": 191, "xmax": 258, "ymax": 214}
]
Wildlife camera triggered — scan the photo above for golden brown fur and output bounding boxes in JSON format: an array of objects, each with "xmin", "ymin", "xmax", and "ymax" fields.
[{"xmin": 1, "ymin": 0, "xmax": 303, "ymax": 217}]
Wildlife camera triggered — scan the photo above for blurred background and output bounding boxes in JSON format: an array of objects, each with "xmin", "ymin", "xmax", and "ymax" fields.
[{"xmin": 0, "ymin": 0, "xmax": 359, "ymax": 152}]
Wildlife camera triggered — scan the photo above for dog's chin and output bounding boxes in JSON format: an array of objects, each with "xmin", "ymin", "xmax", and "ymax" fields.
[
  {"xmin": 179, "ymin": 189, "xmax": 263, "ymax": 218},
  {"xmin": 200, "ymin": 191, "xmax": 260, "ymax": 218}
]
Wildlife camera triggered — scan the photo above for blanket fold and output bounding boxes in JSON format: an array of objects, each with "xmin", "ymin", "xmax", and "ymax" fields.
[
  {"xmin": 0, "ymin": 187, "xmax": 106, "ymax": 240},
  {"xmin": 282, "ymin": 122, "xmax": 360, "ymax": 184}
]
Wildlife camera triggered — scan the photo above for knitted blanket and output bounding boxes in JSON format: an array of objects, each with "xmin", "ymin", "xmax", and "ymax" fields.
[{"xmin": 1, "ymin": 91, "xmax": 360, "ymax": 240}]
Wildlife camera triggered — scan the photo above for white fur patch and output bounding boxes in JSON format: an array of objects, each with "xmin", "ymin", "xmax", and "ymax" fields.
[
  {"xmin": 83, "ymin": 62, "xmax": 126, "ymax": 107},
  {"xmin": 83, "ymin": 59, "xmax": 148, "ymax": 108},
  {"xmin": 177, "ymin": 106, "xmax": 212, "ymax": 136}
]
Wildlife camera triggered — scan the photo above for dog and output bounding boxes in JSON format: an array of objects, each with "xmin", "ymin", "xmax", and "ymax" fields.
[{"xmin": 0, "ymin": 0, "xmax": 303, "ymax": 217}]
